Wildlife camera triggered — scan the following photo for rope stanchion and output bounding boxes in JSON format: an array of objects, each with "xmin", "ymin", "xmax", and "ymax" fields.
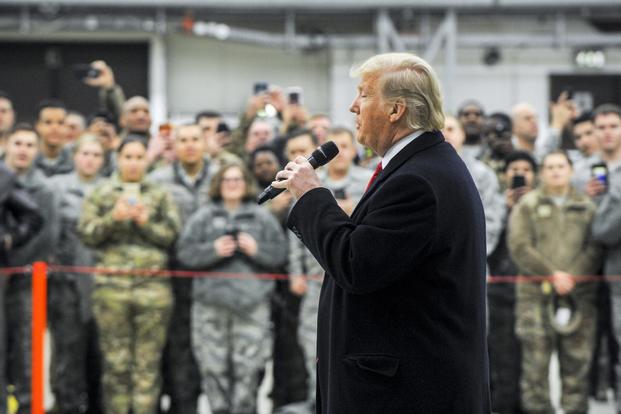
[{"xmin": 31, "ymin": 262, "xmax": 47, "ymax": 414}]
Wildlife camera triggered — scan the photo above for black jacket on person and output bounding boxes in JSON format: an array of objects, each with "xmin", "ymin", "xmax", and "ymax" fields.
[
  {"xmin": 287, "ymin": 131, "xmax": 491, "ymax": 414},
  {"xmin": 0, "ymin": 164, "xmax": 44, "ymax": 266}
]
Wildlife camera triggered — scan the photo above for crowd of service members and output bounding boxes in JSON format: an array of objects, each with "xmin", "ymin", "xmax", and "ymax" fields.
[{"xmin": 0, "ymin": 60, "xmax": 620, "ymax": 414}]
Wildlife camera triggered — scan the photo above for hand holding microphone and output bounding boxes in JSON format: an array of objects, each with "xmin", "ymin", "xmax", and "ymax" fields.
[{"xmin": 258, "ymin": 141, "xmax": 339, "ymax": 204}]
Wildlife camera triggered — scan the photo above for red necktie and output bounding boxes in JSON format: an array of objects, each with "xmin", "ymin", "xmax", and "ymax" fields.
[{"xmin": 365, "ymin": 162, "xmax": 383, "ymax": 193}]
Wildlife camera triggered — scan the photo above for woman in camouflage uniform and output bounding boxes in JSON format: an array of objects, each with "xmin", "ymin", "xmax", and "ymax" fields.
[
  {"xmin": 508, "ymin": 150, "xmax": 602, "ymax": 414},
  {"xmin": 79, "ymin": 135, "xmax": 181, "ymax": 414},
  {"xmin": 177, "ymin": 163, "xmax": 286, "ymax": 414}
]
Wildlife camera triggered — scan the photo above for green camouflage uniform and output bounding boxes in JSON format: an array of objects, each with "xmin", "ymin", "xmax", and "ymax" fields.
[
  {"xmin": 78, "ymin": 174, "xmax": 180, "ymax": 414},
  {"xmin": 508, "ymin": 187, "xmax": 602, "ymax": 414}
]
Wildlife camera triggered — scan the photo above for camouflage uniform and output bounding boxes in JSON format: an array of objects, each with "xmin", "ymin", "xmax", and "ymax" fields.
[
  {"xmin": 572, "ymin": 154, "xmax": 617, "ymax": 401},
  {"xmin": 462, "ymin": 153, "xmax": 505, "ymax": 255},
  {"xmin": 508, "ymin": 187, "xmax": 602, "ymax": 414},
  {"xmin": 176, "ymin": 201, "xmax": 286, "ymax": 414},
  {"xmin": 480, "ymin": 153, "xmax": 509, "ymax": 192},
  {"xmin": 5, "ymin": 167, "xmax": 60, "ymax": 413},
  {"xmin": 148, "ymin": 160, "xmax": 212, "ymax": 414},
  {"xmin": 79, "ymin": 175, "xmax": 181, "ymax": 414},
  {"xmin": 48, "ymin": 172, "xmax": 104, "ymax": 413},
  {"xmin": 462, "ymin": 153, "xmax": 514, "ymax": 413}
]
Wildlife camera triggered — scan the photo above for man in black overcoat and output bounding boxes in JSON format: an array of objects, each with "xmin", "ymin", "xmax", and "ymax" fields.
[{"xmin": 272, "ymin": 53, "xmax": 491, "ymax": 414}]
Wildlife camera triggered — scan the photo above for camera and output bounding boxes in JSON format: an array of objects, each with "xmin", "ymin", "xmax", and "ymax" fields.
[
  {"xmin": 224, "ymin": 225, "xmax": 240, "ymax": 240},
  {"xmin": 253, "ymin": 81, "xmax": 269, "ymax": 96},
  {"xmin": 73, "ymin": 63, "xmax": 102, "ymax": 80},
  {"xmin": 287, "ymin": 86, "xmax": 303, "ymax": 105}
]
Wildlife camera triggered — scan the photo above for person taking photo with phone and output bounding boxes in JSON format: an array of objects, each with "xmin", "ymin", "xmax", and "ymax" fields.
[
  {"xmin": 79, "ymin": 135, "xmax": 181, "ymax": 414},
  {"xmin": 176, "ymin": 163, "xmax": 286, "ymax": 414},
  {"xmin": 587, "ymin": 104, "xmax": 621, "ymax": 413}
]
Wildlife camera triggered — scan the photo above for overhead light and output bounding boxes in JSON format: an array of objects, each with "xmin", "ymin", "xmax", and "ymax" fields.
[
  {"xmin": 575, "ymin": 49, "xmax": 605, "ymax": 69},
  {"xmin": 193, "ymin": 21, "xmax": 231, "ymax": 40}
]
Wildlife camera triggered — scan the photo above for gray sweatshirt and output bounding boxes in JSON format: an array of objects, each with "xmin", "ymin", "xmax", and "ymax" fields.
[
  {"xmin": 591, "ymin": 160, "xmax": 621, "ymax": 277},
  {"xmin": 177, "ymin": 202, "xmax": 287, "ymax": 313}
]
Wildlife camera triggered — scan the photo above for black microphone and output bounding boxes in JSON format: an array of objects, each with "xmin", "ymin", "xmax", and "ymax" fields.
[{"xmin": 257, "ymin": 141, "xmax": 339, "ymax": 205}]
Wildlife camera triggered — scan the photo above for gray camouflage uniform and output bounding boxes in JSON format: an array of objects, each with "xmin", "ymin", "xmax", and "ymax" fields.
[
  {"xmin": 462, "ymin": 153, "xmax": 505, "ymax": 256},
  {"xmin": 33, "ymin": 146, "xmax": 74, "ymax": 177},
  {"xmin": 176, "ymin": 201, "xmax": 286, "ymax": 414},
  {"xmin": 148, "ymin": 159, "xmax": 212, "ymax": 413},
  {"xmin": 47, "ymin": 172, "xmax": 103, "ymax": 413}
]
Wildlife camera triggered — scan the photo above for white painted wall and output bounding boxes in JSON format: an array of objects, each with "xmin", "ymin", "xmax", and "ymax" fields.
[{"xmin": 166, "ymin": 34, "xmax": 331, "ymax": 120}]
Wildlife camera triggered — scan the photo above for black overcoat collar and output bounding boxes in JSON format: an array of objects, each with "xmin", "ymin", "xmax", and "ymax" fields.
[{"xmin": 352, "ymin": 130, "xmax": 445, "ymax": 217}]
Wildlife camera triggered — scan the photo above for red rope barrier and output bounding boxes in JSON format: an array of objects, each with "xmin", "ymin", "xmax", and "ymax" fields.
[
  {"xmin": 0, "ymin": 266, "xmax": 31, "ymax": 275},
  {"xmin": 2, "ymin": 264, "xmax": 621, "ymax": 284},
  {"xmin": 48, "ymin": 264, "xmax": 324, "ymax": 281}
]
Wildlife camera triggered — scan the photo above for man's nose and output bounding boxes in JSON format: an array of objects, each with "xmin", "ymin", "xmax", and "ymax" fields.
[{"xmin": 349, "ymin": 98, "xmax": 359, "ymax": 113}]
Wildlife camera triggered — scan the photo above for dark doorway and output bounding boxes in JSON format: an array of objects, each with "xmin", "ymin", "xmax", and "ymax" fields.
[
  {"xmin": 0, "ymin": 41, "xmax": 148, "ymax": 123},
  {"xmin": 550, "ymin": 74, "xmax": 621, "ymax": 114},
  {"xmin": 549, "ymin": 73, "xmax": 621, "ymax": 149}
]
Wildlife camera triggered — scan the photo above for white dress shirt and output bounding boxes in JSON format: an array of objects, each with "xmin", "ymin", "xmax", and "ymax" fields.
[{"xmin": 381, "ymin": 130, "xmax": 425, "ymax": 170}]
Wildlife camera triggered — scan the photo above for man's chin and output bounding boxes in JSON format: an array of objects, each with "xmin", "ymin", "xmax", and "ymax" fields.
[{"xmin": 355, "ymin": 133, "xmax": 366, "ymax": 147}]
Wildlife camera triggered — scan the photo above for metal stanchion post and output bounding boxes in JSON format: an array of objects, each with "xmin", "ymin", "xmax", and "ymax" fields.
[{"xmin": 31, "ymin": 262, "xmax": 47, "ymax": 414}]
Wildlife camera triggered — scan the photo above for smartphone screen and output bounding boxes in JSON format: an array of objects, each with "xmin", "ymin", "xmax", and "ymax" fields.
[
  {"xmin": 511, "ymin": 175, "xmax": 526, "ymax": 189},
  {"xmin": 287, "ymin": 86, "xmax": 303, "ymax": 105},
  {"xmin": 333, "ymin": 188, "xmax": 347, "ymax": 200},
  {"xmin": 122, "ymin": 183, "xmax": 141, "ymax": 206},
  {"xmin": 254, "ymin": 82, "xmax": 269, "ymax": 95},
  {"xmin": 591, "ymin": 163, "xmax": 608, "ymax": 187}
]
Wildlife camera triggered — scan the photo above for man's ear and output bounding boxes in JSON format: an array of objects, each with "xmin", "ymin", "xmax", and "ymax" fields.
[
  {"xmin": 119, "ymin": 113, "xmax": 126, "ymax": 129},
  {"xmin": 389, "ymin": 101, "xmax": 407, "ymax": 123}
]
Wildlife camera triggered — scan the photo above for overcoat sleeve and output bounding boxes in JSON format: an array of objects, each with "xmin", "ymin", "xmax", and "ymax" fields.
[{"xmin": 287, "ymin": 174, "xmax": 436, "ymax": 294}]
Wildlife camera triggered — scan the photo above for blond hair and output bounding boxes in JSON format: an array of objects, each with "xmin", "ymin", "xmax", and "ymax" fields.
[
  {"xmin": 350, "ymin": 53, "xmax": 445, "ymax": 132},
  {"xmin": 72, "ymin": 133, "xmax": 104, "ymax": 154}
]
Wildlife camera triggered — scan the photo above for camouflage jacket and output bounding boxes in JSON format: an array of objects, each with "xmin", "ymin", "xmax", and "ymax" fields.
[
  {"xmin": 508, "ymin": 187, "xmax": 602, "ymax": 293},
  {"xmin": 78, "ymin": 174, "xmax": 181, "ymax": 284},
  {"xmin": 462, "ymin": 153, "xmax": 506, "ymax": 256},
  {"xmin": 148, "ymin": 158, "xmax": 212, "ymax": 224},
  {"xmin": 49, "ymin": 172, "xmax": 104, "ymax": 320}
]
